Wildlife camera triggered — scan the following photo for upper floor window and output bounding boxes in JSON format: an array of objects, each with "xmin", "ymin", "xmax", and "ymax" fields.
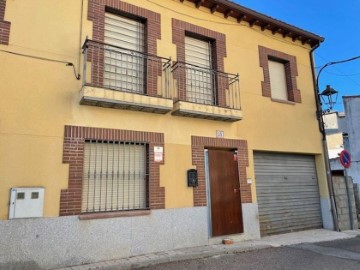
[
  {"xmin": 268, "ymin": 59, "xmax": 288, "ymax": 101},
  {"xmin": 171, "ymin": 19, "xmax": 231, "ymax": 107},
  {"xmin": 86, "ymin": 1, "xmax": 163, "ymax": 98},
  {"xmin": 104, "ymin": 13, "xmax": 145, "ymax": 93},
  {"xmin": 185, "ymin": 36, "xmax": 214, "ymax": 105},
  {"xmin": 259, "ymin": 46, "xmax": 301, "ymax": 103}
]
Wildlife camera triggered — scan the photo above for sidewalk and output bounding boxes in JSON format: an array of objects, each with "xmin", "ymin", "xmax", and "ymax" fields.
[{"xmin": 57, "ymin": 229, "xmax": 360, "ymax": 270}]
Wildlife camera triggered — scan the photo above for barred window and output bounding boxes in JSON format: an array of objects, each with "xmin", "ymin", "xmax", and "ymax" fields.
[{"xmin": 82, "ymin": 140, "xmax": 148, "ymax": 213}]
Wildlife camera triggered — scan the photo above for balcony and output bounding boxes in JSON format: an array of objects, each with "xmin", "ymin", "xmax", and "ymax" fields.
[
  {"xmin": 171, "ymin": 62, "xmax": 242, "ymax": 122},
  {"xmin": 80, "ymin": 39, "xmax": 173, "ymax": 114}
]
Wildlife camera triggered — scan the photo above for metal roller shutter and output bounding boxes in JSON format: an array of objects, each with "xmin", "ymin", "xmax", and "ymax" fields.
[{"xmin": 254, "ymin": 152, "xmax": 322, "ymax": 236}]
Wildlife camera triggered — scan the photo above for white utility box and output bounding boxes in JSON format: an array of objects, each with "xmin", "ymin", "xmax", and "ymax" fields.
[{"xmin": 9, "ymin": 187, "xmax": 45, "ymax": 219}]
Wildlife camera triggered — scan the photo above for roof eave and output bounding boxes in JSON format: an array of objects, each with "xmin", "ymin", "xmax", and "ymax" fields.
[{"xmin": 182, "ymin": 0, "xmax": 324, "ymax": 47}]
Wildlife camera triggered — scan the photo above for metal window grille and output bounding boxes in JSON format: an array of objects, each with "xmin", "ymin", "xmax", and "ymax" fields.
[
  {"xmin": 82, "ymin": 140, "xmax": 148, "ymax": 213},
  {"xmin": 185, "ymin": 63, "xmax": 216, "ymax": 105},
  {"xmin": 83, "ymin": 40, "xmax": 172, "ymax": 98},
  {"xmin": 171, "ymin": 62, "xmax": 241, "ymax": 109}
]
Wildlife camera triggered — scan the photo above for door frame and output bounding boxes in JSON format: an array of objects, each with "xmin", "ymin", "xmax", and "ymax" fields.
[
  {"xmin": 204, "ymin": 149, "xmax": 213, "ymax": 236},
  {"xmin": 190, "ymin": 136, "xmax": 252, "ymax": 236}
]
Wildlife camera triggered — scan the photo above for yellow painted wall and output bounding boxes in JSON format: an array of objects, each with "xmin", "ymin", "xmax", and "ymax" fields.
[{"xmin": 0, "ymin": 0, "xmax": 327, "ymax": 219}]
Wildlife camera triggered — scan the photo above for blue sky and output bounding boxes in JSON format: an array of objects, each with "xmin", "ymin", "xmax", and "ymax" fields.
[{"xmin": 234, "ymin": 0, "xmax": 360, "ymax": 112}]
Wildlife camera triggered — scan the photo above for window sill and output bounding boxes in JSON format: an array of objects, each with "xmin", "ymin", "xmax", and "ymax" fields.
[
  {"xmin": 79, "ymin": 210, "xmax": 151, "ymax": 220},
  {"xmin": 271, "ymin": 98, "xmax": 296, "ymax": 105}
]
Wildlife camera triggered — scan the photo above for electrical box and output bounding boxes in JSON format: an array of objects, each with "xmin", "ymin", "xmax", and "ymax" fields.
[
  {"xmin": 9, "ymin": 187, "xmax": 45, "ymax": 219},
  {"xmin": 187, "ymin": 169, "xmax": 198, "ymax": 187}
]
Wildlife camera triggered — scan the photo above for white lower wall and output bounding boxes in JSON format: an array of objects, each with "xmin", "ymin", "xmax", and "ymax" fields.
[
  {"xmin": 0, "ymin": 204, "xmax": 262, "ymax": 269},
  {"xmin": 0, "ymin": 207, "xmax": 209, "ymax": 269}
]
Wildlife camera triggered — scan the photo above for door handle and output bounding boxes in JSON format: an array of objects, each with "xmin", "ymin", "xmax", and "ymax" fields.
[{"xmin": 233, "ymin": 188, "xmax": 240, "ymax": 193}]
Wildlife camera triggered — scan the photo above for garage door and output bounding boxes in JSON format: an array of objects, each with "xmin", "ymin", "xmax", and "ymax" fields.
[{"xmin": 254, "ymin": 152, "xmax": 322, "ymax": 236}]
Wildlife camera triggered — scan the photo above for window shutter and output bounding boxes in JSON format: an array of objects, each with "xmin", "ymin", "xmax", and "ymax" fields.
[
  {"xmin": 82, "ymin": 141, "xmax": 147, "ymax": 213},
  {"xmin": 268, "ymin": 60, "xmax": 288, "ymax": 100},
  {"xmin": 104, "ymin": 13, "xmax": 144, "ymax": 52},
  {"xmin": 103, "ymin": 13, "xmax": 145, "ymax": 93},
  {"xmin": 185, "ymin": 36, "xmax": 213, "ymax": 105},
  {"xmin": 185, "ymin": 36, "xmax": 212, "ymax": 68}
]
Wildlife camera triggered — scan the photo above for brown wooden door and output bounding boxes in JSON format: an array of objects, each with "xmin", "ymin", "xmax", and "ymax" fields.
[{"xmin": 208, "ymin": 149, "xmax": 243, "ymax": 236}]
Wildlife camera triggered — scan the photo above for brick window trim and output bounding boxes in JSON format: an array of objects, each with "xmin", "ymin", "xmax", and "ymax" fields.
[
  {"xmin": 172, "ymin": 18, "xmax": 228, "ymax": 107},
  {"xmin": 60, "ymin": 125, "xmax": 165, "ymax": 216},
  {"xmin": 87, "ymin": 0, "xmax": 161, "ymax": 96},
  {"xmin": 191, "ymin": 136, "xmax": 252, "ymax": 207},
  {"xmin": 88, "ymin": 0, "xmax": 161, "ymax": 55},
  {"xmin": 0, "ymin": 0, "xmax": 11, "ymax": 45},
  {"xmin": 259, "ymin": 45, "xmax": 301, "ymax": 103}
]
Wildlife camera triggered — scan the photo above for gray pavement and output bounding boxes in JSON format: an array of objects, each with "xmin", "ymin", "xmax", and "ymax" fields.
[
  {"xmin": 57, "ymin": 229, "xmax": 360, "ymax": 270},
  {"xmin": 140, "ymin": 242, "xmax": 360, "ymax": 270}
]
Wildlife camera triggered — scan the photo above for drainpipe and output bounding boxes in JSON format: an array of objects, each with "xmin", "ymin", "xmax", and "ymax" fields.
[{"xmin": 309, "ymin": 43, "xmax": 339, "ymax": 231}]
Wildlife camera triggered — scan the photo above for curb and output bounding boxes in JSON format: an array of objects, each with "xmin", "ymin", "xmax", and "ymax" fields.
[
  {"xmin": 57, "ymin": 230, "xmax": 360, "ymax": 270},
  {"xmin": 100, "ymin": 244, "xmax": 272, "ymax": 270}
]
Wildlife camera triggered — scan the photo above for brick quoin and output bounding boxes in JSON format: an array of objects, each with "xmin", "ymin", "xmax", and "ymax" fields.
[
  {"xmin": 0, "ymin": 0, "xmax": 11, "ymax": 45},
  {"xmin": 191, "ymin": 136, "xmax": 251, "ymax": 207},
  {"xmin": 172, "ymin": 18, "xmax": 228, "ymax": 107},
  {"xmin": 258, "ymin": 45, "xmax": 301, "ymax": 103},
  {"xmin": 86, "ymin": 0, "xmax": 161, "ymax": 96},
  {"xmin": 60, "ymin": 125, "xmax": 165, "ymax": 216}
]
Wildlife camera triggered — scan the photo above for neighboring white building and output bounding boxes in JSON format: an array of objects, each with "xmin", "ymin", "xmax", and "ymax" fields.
[
  {"xmin": 323, "ymin": 95, "xmax": 360, "ymax": 182},
  {"xmin": 323, "ymin": 111, "xmax": 346, "ymax": 172}
]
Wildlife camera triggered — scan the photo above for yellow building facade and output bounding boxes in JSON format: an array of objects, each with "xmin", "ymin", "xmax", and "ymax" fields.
[{"xmin": 0, "ymin": 0, "xmax": 333, "ymax": 268}]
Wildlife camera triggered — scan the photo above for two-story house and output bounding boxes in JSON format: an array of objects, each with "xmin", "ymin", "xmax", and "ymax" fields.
[{"xmin": 0, "ymin": 0, "xmax": 333, "ymax": 268}]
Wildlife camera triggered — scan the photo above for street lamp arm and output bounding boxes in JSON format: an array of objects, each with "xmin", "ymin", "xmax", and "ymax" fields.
[{"xmin": 316, "ymin": 55, "xmax": 360, "ymax": 90}]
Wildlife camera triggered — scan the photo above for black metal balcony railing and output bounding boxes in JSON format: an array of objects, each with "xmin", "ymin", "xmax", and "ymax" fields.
[
  {"xmin": 171, "ymin": 61, "xmax": 241, "ymax": 109},
  {"xmin": 82, "ymin": 39, "xmax": 172, "ymax": 99}
]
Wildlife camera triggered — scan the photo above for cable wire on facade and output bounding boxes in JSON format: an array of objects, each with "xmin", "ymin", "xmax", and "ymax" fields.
[{"xmin": 0, "ymin": 49, "xmax": 81, "ymax": 80}]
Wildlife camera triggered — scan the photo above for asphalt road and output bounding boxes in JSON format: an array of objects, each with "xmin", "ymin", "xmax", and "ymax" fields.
[{"xmin": 139, "ymin": 236, "xmax": 360, "ymax": 270}]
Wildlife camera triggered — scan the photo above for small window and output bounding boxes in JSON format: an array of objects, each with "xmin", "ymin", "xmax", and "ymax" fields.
[
  {"xmin": 268, "ymin": 60, "xmax": 288, "ymax": 101},
  {"xmin": 17, "ymin": 192, "xmax": 25, "ymax": 200},
  {"xmin": 259, "ymin": 46, "xmax": 301, "ymax": 103},
  {"xmin": 31, "ymin": 192, "xmax": 39, "ymax": 199},
  {"xmin": 82, "ymin": 140, "xmax": 148, "ymax": 213}
]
